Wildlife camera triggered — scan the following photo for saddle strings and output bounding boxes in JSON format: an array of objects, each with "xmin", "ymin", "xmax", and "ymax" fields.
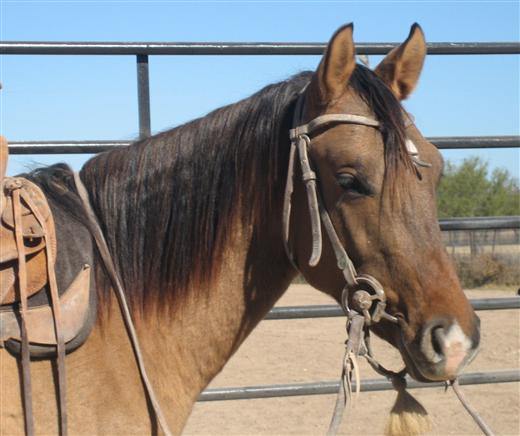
[
  {"xmin": 22, "ymin": 188, "xmax": 68, "ymax": 436},
  {"xmin": 7, "ymin": 179, "xmax": 68, "ymax": 436},
  {"xmin": 10, "ymin": 185, "xmax": 35, "ymax": 436}
]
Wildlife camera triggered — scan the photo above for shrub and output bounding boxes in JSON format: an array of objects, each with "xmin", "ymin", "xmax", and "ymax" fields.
[{"xmin": 452, "ymin": 253, "xmax": 519, "ymax": 288}]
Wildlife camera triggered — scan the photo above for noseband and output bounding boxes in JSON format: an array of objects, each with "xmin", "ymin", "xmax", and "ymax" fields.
[{"xmin": 282, "ymin": 86, "xmax": 400, "ymax": 325}]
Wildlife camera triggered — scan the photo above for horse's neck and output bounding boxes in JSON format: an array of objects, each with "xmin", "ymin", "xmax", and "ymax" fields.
[
  {"xmin": 138, "ymin": 224, "xmax": 294, "ymax": 430},
  {"xmin": 80, "ymin": 115, "xmax": 298, "ymax": 427},
  {"xmin": 100, "ymin": 200, "xmax": 296, "ymax": 431}
]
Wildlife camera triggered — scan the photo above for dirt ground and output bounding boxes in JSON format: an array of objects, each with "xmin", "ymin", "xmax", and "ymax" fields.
[{"xmin": 184, "ymin": 286, "xmax": 520, "ymax": 436}]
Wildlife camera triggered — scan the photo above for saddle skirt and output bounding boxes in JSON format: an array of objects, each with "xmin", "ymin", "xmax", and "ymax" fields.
[{"xmin": 0, "ymin": 264, "xmax": 91, "ymax": 346}]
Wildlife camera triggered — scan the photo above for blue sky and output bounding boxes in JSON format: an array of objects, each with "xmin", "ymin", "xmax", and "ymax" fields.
[{"xmin": 1, "ymin": 0, "xmax": 519, "ymax": 178}]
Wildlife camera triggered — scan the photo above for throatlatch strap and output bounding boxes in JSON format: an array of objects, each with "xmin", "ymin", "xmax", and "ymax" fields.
[{"xmin": 73, "ymin": 172, "xmax": 173, "ymax": 436}]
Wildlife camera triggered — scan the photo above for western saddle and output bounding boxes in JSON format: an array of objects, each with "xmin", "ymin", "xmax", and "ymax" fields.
[
  {"xmin": 0, "ymin": 135, "xmax": 91, "ymax": 435},
  {"xmin": 1, "ymin": 136, "xmax": 172, "ymax": 435}
]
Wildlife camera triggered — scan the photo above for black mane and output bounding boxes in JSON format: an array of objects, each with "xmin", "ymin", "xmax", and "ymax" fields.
[{"xmin": 28, "ymin": 65, "xmax": 408, "ymax": 314}]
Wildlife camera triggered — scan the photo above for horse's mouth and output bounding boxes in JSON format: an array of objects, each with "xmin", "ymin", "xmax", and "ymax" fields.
[{"xmin": 397, "ymin": 340, "xmax": 440, "ymax": 383}]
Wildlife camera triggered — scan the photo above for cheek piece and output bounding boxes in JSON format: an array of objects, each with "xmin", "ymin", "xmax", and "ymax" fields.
[{"xmin": 283, "ymin": 83, "xmax": 492, "ymax": 436}]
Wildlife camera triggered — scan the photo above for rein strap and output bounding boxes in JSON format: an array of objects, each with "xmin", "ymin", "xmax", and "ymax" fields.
[{"xmin": 73, "ymin": 173, "xmax": 173, "ymax": 436}]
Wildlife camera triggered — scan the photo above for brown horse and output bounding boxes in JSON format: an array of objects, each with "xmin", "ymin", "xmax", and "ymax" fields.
[{"xmin": 1, "ymin": 23, "xmax": 479, "ymax": 434}]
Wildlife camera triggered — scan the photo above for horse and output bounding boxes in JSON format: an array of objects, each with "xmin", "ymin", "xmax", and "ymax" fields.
[{"xmin": 1, "ymin": 23, "xmax": 480, "ymax": 434}]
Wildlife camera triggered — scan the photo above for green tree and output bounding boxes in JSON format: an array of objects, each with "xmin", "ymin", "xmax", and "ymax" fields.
[{"xmin": 437, "ymin": 157, "xmax": 520, "ymax": 218}]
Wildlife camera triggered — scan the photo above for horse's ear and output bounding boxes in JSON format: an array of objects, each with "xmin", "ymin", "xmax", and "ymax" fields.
[
  {"xmin": 315, "ymin": 23, "xmax": 356, "ymax": 102},
  {"xmin": 374, "ymin": 23, "xmax": 427, "ymax": 100}
]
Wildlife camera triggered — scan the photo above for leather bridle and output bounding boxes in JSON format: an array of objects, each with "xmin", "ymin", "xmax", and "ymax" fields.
[
  {"xmin": 282, "ymin": 87, "xmax": 408, "ymax": 434},
  {"xmin": 283, "ymin": 84, "xmax": 400, "ymax": 325},
  {"xmin": 283, "ymin": 84, "xmax": 494, "ymax": 436}
]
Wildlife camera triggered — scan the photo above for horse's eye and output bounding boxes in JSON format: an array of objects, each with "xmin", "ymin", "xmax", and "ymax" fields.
[
  {"xmin": 337, "ymin": 173, "xmax": 370, "ymax": 196},
  {"xmin": 337, "ymin": 174, "xmax": 356, "ymax": 190}
]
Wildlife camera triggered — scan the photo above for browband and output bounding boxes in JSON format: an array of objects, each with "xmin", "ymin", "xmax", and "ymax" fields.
[{"xmin": 289, "ymin": 113, "xmax": 380, "ymax": 140}]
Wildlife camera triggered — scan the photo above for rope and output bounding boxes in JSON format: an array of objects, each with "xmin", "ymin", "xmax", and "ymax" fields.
[{"xmin": 450, "ymin": 379, "xmax": 495, "ymax": 436}]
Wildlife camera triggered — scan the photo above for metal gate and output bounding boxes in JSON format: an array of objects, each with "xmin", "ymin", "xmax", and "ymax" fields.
[{"xmin": 1, "ymin": 38, "xmax": 519, "ymax": 401}]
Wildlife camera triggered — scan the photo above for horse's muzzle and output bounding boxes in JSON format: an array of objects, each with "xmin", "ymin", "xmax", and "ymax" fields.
[{"xmin": 402, "ymin": 315, "xmax": 481, "ymax": 381}]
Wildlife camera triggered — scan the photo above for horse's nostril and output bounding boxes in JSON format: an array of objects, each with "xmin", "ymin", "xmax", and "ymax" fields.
[
  {"xmin": 431, "ymin": 326, "xmax": 445, "ymax": 356},
  {"xmin": 420, "ymin": 320, "xmax": 446, "ymax": 364},
  {"xmin": 419, "ymin": 318, "xmax": 475, "ymax": 374}
]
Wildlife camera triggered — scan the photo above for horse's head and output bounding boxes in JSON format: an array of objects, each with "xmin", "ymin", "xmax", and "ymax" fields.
[{"xmin": 289, "ymin": 23, "xmax": 479, "ymax": 382}]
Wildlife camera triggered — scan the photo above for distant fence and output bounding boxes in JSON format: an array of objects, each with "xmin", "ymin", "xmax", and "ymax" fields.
[{"xmin": 2, "ymin": 38, "xmax": 519, "ymax": 402}]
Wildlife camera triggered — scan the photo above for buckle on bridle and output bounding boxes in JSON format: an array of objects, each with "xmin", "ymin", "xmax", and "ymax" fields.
[{"xmin": 341, "ymin": 274, "xmax": 398, "ymax": 325}]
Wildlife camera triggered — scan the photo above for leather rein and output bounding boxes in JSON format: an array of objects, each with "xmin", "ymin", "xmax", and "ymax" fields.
[{"xmin": 73, "ymin": 173, "xmax": 173, "ymax": 436}]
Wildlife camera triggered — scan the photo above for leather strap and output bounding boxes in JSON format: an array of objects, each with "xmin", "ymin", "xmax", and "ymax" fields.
[
  {"xmin": 326, "ymin": 313, "xmax": 364, "ymax": 436},
  {"xmin": 318, "ymin": 195, "xmax": 357, "ymax": 288},
  {"xmin": 12, "ymin": 187, "xmax": 35, "ymax": 436},
  {"xmin": 283, "ymin": 88, "xmax": 380, "ymax": 272},
  {"xmin": 290, "ymin": 113, "xmax": 380, "ymax": 140},
  {"xmin": 6, "ymin": 178, "xmax": 68, "ymax": 436},
  {"xmin": 283, "ymin": 89, "xmax": 380, "ymax": 289},
  {"xmin": 450, "ymin": 380, "xmax": 495, "ymax": 436},
  {"xmin": 21, "ymin": 189, "xmax": 68, "ymax": 436},
  {"xmin": 297, "ymin": 135, "xmax": 322, "ymax": 266},
  {"xmin": 282, "ymin": 139, "xmax": 298, "ymax": 270},
  {"xmin": 73, "ymin": 172, "xmax": 173, "ymax": 436}
]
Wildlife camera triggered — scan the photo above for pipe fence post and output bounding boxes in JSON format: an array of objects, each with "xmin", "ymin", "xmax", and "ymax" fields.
[{"xmin": 136, "ymin": 54, "xmax": 151, "ymax": 139}]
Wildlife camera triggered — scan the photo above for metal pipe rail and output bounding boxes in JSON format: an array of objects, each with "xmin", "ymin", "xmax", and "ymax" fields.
[
  {"xmin": 202, "ymin": 296, "xmax": 520, "ymax": 402},
  {"xmin": 199, "ymin": 369, "xmax": 520, "ymax": 401},
  {"xmin": 7, "ymin": 135, "xmax": 520, "ymax": 155},
  {"xmin": 2, "ymin": 41, "xmax": 519, "ymax": 56},
  {"xmin": 3, "ymin": 38, "xmax": 519, "ymax": 413},
  {"xmin": 440, "ymin": 216, "xmax": 520, "ymax": 231},
  {"xmin": 266, "ymin": 297, "xmax": 520, "ymax": 320},
  {"xmin": 3, "ymin": 40, "xmax": 519, "ymax": 144}
]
